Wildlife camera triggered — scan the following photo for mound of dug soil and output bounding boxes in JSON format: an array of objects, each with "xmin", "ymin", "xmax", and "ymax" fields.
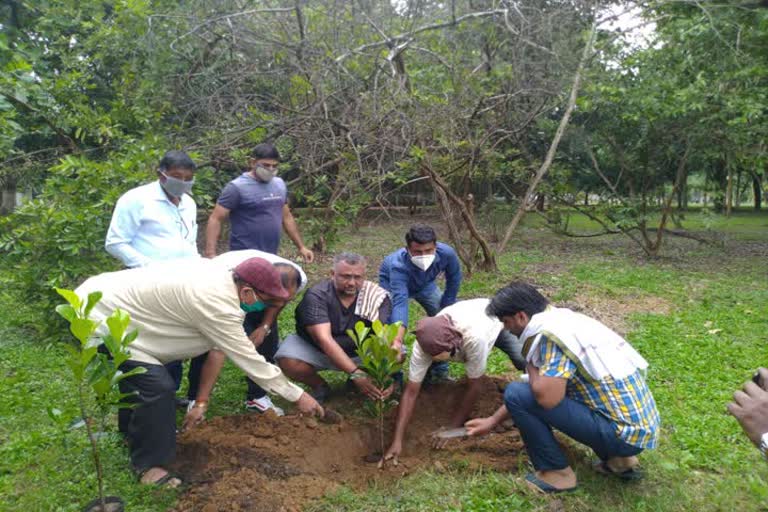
[{"xmin": 171, "ymin": 377, "xmax": 524, "ymax": 512}]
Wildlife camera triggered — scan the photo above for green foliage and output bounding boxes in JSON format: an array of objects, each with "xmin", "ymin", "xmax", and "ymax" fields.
[
  {"xmin": 349, "ymin": 320, "xmax": 403, "ymax": 392},
  {"xmin": 0, "ymin": 142, "xmax": 167, "ymax": 335},
  {"xmin": 54, "ymin": 286, "xmax": 145, "ymax": 507},
  {"xmin": 348, "ymin": 319, "xmax": 404, "ymax": 454}
]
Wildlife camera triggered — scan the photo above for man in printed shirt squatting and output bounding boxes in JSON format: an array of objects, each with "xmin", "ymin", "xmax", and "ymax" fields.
[{"xmin": 466, "ymin": 282, "xmax": 660, "ymax": 494}]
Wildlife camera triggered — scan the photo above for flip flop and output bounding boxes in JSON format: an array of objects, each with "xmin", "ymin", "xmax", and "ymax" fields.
[
  {"xmin": 138, "ymin": 469, "xmax": 183, "ymax": 488},
  {"xmin": 524, "ymin": 472, "xmax": 578, "ymax": 494},
  {"xmin": 592, "ymin": 460, "xmax": 644, "ymax": 481}
]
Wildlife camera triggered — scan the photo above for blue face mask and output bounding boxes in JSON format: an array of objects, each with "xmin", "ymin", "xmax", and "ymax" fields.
[{"xmin": 240, "ymin": 301, "xmax": 267, "ymax": 313}]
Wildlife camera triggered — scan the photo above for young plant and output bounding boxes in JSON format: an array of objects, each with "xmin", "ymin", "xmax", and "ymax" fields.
[
  {"xmin": 54, "ymin": 287, "xmax": 146, "ymax": 512},
  {"xmin": 348, "ymin": 320, "xmax": 404, "ymax": 459}
]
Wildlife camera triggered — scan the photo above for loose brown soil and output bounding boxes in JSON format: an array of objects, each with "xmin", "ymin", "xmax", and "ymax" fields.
[{"xmin": 170, "ymin": 377, "xmax": 524, "ymax": 512}]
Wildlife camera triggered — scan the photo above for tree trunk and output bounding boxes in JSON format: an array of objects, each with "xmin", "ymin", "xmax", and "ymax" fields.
[
  {"xmin": 498, "ymin": 20, "xmax": 597, "ymax": 253},
  {"xmin": 753, "ymin": 173, "xmax": 762, "ymax": 210},
  {"xmin": 725, "ymin": 164, "xmax": 733, "ymax": 217}
]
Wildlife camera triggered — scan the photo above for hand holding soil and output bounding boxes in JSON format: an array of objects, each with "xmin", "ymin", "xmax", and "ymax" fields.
[
  {"xmin": 296, "ymin": 391, "xmax": 324, "ymax": 417},
  {"xmin": 182, "ymin": 406, "xmax": 206, "ymax": 432},
  {"xmin": 380, "ymin": 440, "xmax": 402, "ymax": 468}
]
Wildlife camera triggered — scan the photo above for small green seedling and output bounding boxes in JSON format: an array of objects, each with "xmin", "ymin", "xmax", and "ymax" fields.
[
  {"xmin": 348, "ymin": 320, "xmax": 404, "ymax": 460},
  {"xmin": 55, "ymin": 287, "xmax": 146, "ymax": 512}
]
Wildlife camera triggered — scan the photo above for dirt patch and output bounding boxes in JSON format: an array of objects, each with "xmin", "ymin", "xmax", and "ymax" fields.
[
  {"xmin": 170, "ymin": 377, "xmax": 523, "ymax": 512},
  {"xmin": 559, "ymin": 291, "xmax": 672, "ymax": 336}
]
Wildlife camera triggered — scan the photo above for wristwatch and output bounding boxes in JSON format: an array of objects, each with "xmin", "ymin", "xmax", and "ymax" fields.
[
  {"xmin": 260, "ymin": 324, "xmax": 271, "ymax": 335},
  {"xmin": 760, "ymin": 433, "xmax": 768, "ymax": 459}
]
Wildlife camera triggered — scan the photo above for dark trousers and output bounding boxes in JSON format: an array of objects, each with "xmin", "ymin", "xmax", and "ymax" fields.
[
  {"xmin": 164, "ymin": 360, "xmax": 184, "ymax": 391},
  {"xmin": 185, "ymin": 310, "xmax": 279, "ymax": 401},
  {"xmin": 117, "ymin": 361, "xmax": 177, "ymax": 472},
  {"xmin": 503, "ymin": 382, "xmax": 643, "ymax": 471}
]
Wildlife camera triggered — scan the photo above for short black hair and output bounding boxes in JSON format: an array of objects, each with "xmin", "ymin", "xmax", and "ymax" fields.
[
  {"xmin": 251, "ymin": 143, "xmax": 281, "ymax": 161},
  {"xmin": 405, "ymin": 224, "xmax": 437, "ymax": 246},
  {"xmin": 273, "ymin": 262, "xmax": 302, "ymax": 290},
  {"xmin": 159, "ymin": 150, "xmax": 196, "ymax": 172},
  {"xmin": 486, "ymin": 281, "xmax": 549, "ymax": 319}
]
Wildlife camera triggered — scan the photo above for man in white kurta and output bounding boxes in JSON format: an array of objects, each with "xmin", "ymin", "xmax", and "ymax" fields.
[{"xmin": 75, "ymin": 257, "xmax": 322, "ymax": 486}]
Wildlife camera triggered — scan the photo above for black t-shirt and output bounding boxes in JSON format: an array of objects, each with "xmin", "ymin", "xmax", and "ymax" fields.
[{"xmin": 296, "ymin": 279, "xmax": 393, "ymax": 356}]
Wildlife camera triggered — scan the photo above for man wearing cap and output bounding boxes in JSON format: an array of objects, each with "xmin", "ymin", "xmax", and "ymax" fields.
[
  {"xmin": 382, "ymin": 298, "xmax": 525, "ymax": 464},
  {"xmin": 184, "ymin": 249, "xmax": 309, "ymax": 415},
  {"xmin": 75, "ymin": 257, "xmax": 323, "ymax": 487},
  {"xmin": 379, "ymin": 224, "xmax": 462, "ymax": 383},
  {"xmin": 276, "ymin": 252, "xmax": 394, "ymax": 403}
]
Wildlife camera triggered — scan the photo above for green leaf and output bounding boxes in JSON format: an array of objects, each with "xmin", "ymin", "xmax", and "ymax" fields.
[
  {"xmin": 55, "ymin": 287, "xmax": 82, "ymax": 309},
  {"xmin": 84, "ymin": 291, "xmax": 102, "ymax": 317}
]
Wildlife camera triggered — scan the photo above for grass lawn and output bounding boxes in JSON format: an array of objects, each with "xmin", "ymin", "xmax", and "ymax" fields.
[{"xmin": 1, "ymin": 210, "xmax": 767, "ymax": 511}]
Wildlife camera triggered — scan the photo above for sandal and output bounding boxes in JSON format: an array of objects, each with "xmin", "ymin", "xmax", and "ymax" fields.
[
  {"xmin": 137, "ymin": 468, "xmax": 183, "ymax": 488},
  {"xmin": 592, "ymin": 459, "xmax": 644, "ymax": 481},
  {"xmin": 524, "ymin": 472, "xmax": 578, "ymax": 494}
]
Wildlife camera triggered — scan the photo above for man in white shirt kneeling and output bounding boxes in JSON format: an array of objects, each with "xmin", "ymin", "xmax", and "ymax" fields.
[{"xmin": 381, "ymin": 298, "xmax": 524, "ymax": 464}]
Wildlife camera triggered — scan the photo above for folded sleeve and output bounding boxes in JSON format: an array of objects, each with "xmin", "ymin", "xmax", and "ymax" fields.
[{"xmin": 408, "ymin": 342, "xmax": 432, "ymax": 383}]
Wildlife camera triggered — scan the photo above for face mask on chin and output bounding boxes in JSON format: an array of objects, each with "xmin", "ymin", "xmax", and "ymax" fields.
[
  {"xmin": 253, "ymin": 165, "xmax": 278, "ymax": 182},
  {"xmin": 160, "ymin": 172, "xmax": 194, "ymax": 198},
  {"xmin": 240, "ymin": 300, "xmax": 268, "ymax": 313},
  {"xmin": 410, "ymin": 254, "xmax": 436, "ymax": 271}
]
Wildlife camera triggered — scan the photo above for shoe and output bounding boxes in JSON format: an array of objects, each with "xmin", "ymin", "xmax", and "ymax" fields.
[
  {"xmin": 175, "ymin": 397, "xmax": 190, "ymax": 409},
  {"xmin": 244, "ymin": 396, "xmax": 285, "ymax": 416}
]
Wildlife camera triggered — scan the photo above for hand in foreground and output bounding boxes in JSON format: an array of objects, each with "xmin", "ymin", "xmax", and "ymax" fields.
[
  {"xmin": 296, "ymin": 392, "xmax": 324, "ymax": 417},
  {"xmin": 727, "ymin": 369, "xmax": 768, "ymax": 446},
  {"xmin": 182, "ymin": 403, "xmax": 206, "ymax": 432},
  {"xmin": 380, "ymin": 439, "xmax": 402, "ymax": 468},
  {"xmin": 299, "ymin": 246, "xmax": 315, "ymax": 263},
  {"xmin": 465, "ymin": 416, "xmax": 495, "ymax": 437}
]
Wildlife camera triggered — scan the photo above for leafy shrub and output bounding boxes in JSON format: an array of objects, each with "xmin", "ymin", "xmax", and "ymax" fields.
[{"xmin": 0, "ymin": 142, "xmax": 164, "ymax": 336}]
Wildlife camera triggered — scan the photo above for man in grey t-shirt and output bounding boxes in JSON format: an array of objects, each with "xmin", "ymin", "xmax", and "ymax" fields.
[{"xmin": 205, "ymin": 142, "xmax": 314, "ymax": 262}]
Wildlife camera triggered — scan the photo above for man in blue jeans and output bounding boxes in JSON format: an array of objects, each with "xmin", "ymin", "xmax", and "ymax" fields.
[
  {"xmin": 379, "ymin": 224, "xmax": 462, "ymax": 382},
  {"xmin": 466, "ymin": 282, "xmax": 660, "ymax": 493}
]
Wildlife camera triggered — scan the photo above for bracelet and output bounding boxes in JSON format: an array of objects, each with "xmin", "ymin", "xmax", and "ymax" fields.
[
  {"xmin": 261, "ymin": 324, "xmax": 272, "ymax": 335},
  {"xmin": 349, "ymin": 368, "xmax": 366, "ymax": 379},
  {"xmin": 193, "ymin": 400, "xmax": 209, "ymax": 409}
]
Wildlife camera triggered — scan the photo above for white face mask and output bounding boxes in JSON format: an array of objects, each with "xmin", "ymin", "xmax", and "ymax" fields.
[
  {"xmin": 253, "ymin": 165, "xmax": 278, "ymax": 182},
  {"xmin": 410, "ymin": 254, "xmax": 435, "ymax": 271}
]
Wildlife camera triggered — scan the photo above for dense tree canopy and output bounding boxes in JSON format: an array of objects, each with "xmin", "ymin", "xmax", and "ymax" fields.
[{"xmin": 1, "ymin": 0, "xmax": 766, "ymax": 328}]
